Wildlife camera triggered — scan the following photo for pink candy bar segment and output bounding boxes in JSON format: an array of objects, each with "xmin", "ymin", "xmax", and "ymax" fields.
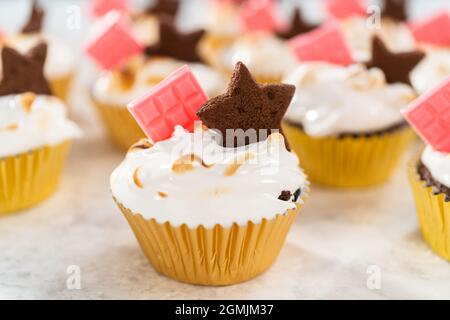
[
  {"xmin": 403, "ymin": 76, "xmax": 450, "ymax": 152},
  {"xmin": 239, "ymin": 0, "xmax": 279, "ymax": 33},
  {"xmin": 89, "ymin": 0, "xmax": 129, "ymax": 17},
  {"xmin": 128, "ymin": 65, "xmax": 208, "ymax": 143},
  {"xmin": 326, "ymin": 0, "xmax": 366, "ymax": 19},
  {"xmin": 409, "ymin": 10, "xmax": 450, "ymax": 46},
  {"xmin": 85, "ymin": 12, "xmax": 143, "ymax": 70},
  {"xmin": 288, "ymin": 22, "xmax": 354, "ymax": 66}
]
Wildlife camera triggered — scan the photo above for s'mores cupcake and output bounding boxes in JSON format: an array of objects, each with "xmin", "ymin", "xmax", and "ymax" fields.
[
  {"xmin": 0, "ymin": 43, "xmax": 81, "ymax": 213},
  {"xmin": 111, "ymin": 62, "xmax": 308, "ymax": 285},
  {"xmin": 90, "ymin": 17, "xmax": 226, "ymax": 150},
  {"xmin": 1, "ymin": 1, "xmax": 75, "ymax": 102}
]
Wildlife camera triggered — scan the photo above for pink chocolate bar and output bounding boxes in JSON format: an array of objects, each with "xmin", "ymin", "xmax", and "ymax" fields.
[
  {"xmin": 128, "ymin": 65, "xmax": 208, "ymax": 143},
  {"xmin": 326, "ymin": 0, "xmax": 366, "ymax": 19},
  {"xmin": 239, "ymin": 0, "xmax": 279, "ymax": 33},
  {"xmin": 409, "ymin": 10, "xmax": 450, "ymax": 46}
]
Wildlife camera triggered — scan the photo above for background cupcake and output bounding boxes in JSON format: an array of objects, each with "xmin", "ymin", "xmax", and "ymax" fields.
[
  {"xmin": 0, "ymin": 43, "xmax": 81, "ymax": 213},
  {"xmin": 282, "ymin": 57, "xmax": 418, "ymax": 187},
  {"xmin": 1, "ymin": 1, "xmax": 75, "ymax": 103},
  {"xmin": 111, "ymin": 62, "xmax": 308, "ymax": 285},
  {"xmin": 89, "ymin": 16, "xmax": 226, "ymax": 150}
]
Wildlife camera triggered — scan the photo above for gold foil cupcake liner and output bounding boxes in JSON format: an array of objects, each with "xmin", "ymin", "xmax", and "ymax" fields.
[
  {"xmin": 50, "ymin": 72, "xmax": 74, "ymax": 104},
  {"xmin": 92, "ymin": 99, "xmax": 145, "ymax": 150},
  {"xmin": 408, "ymin": 154, "xmax": 450, "ymax": 261},
  {"xmin": 115, "ymin": 199, "xmax": 301, "ymax": 286},
  {"xmin": 0, "ymin": 142, "xmax": 71, "ymax": 214},
  {"xmin": 283, "ymin": 122, "xmax": 415, "ymax": 187}
]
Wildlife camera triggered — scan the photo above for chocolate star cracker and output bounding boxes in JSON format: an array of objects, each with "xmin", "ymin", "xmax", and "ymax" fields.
[
  {"xmin": 196, "ymin": 62, "xmax": 295, "ymax": 148},
  {"xmin": 366, "ymin": 36, "xmax": 425, "ymax": 85},
  {"xmin": 145, "ymin": 17, "xmax": 205, "ymax": 63},
  {"xmin": 0, "ymin": 43, "xmax": 52, "ymax": 96},
  {"xmin": 146, "ymin": 0, "xmax": 179, "ymax": 18},
  {"xmin": 382, "ymin": 0, "xmax": 408, "ymax": 22},
  {"xmin": 277, "ymin": 8, "xmax": 316, "ymax": 40},
  {"xmin": 22, "ymin": 0, "xmax": 44, "ymax": 34}
]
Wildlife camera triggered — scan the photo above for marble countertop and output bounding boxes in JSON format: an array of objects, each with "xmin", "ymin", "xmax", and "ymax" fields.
[{"xmin": 1, "ymin": 0, "xmax": 450, "ymax": 300}]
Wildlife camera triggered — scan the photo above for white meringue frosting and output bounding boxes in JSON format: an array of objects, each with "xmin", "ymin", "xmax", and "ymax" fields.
[
  {"xmin": 92, "ymin": 57, "xmax": 226, "ymax": 106},
  {"xmin": 411, "ymin": 47, "xmax": 450, "ymax": 94},
  {"xmin": 0, "ymin": 93, "xmax": 81, "ymax": 158},
  {"xmin": 111, "ymin": 126, "xmax": 308, "ymax": 228},
  {"xmin": 283, "ymin": 63, "xmax": 416, "ymax": 137},
  {"xmin": 422, "ymin": 146, "xmax": 450, "ymax": 189}
]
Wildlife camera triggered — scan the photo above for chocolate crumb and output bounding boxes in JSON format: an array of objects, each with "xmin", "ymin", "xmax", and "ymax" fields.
[{"xmin": 278, "ymin": 190, "xmax": 292, "ymax": 201}]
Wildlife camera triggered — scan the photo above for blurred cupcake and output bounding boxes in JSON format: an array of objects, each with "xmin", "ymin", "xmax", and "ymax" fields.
[
  {"xmin": 111, "ymin": 62, "xmax": 308, "ymax": 285},
  {"xmin": 411, "ymin": 46, "xmax": 450, "ymax": 95},
  {"xmin": 282, "ymin": 58, "xmax": 418, "ymax": 187},
  {"xmin": 0, "ymin": 44, "xmax": 81, "ymax": 213},
  {"xmin": 91, "ymin": 17, "xmax": 226, "ymax": 150},
  {"xmin": 338, "ymin": 0, "xmax": 417, "ymax": 62},
  {"xmin": 403, "ymin": 76, "xmax": 450, "ymax": 261},
  {"xmin": 0, "ymin": 1, "xmax": 75, "ymax": 102},
  {"xmin": 203, "ymin": 32, "xmax": 296, "ymax": 83}
]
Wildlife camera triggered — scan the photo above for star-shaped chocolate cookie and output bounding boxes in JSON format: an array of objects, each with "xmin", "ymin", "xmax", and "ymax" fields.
[
  {"xmin": 382, "ymin": 0, "xmax": 408, "ymax": 22},
  {"xmin": 366, "ymin": 36, "xmax": 424, "ymax": 85},
  {"xmin": 146, "ymin": 0, "xmax": 179, "ymax": 17},
  {"xmin": 0, "ymin": 43, "xmax": 52, "ymax": 96},
  {"xmin": 197, "ymin": 62, "xmax": 295, "ymax": 148},
  {"xmin": 21, "ymin": 0, "xmax": 44, "ymax": 34},
  {"xmin": 277, "ymin": 8, "xmax": 316, "ymax": 40},
  {"xmin": 145, "ymin": 17, "xmax": 205, "ymax": 63}
]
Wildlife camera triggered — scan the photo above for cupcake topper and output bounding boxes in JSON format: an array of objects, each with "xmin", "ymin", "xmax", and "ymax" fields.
[
  {"xmin": 409, "ymin": 10, "xmax": 450, "ymax": 46},
  {"xmin": 128, "ymin": 65, "xmax": 208, "ymax": 143},
  {"xmin": 288, "ymin": 21, "xmax": 354, "ymax": 66},
  {"xmin": 0, "ymin": 43, "xmax": 52, "ymax": 96},
  {"xmin": 89, "ymin": 0, "xmax": 130, "ymax": 17},
  {"xmin": 196, "ymin": 62, "xmax": 294, "ymax": 148},
  {"xmin": 276, "ymin": 8, "xmax": 317, "ymax": 40},
  {"xmin": 326, "ymin": 0, "xmax": 366, "ymax": 19},
  {"xmin": 145, "ymin": 17, "xmax": 205, "ymax": 63},
  {"xmin": 85, "ymin": 11, "xmax": 143, "ymax": 70},
  {"xmin": 239, "ymin": 0, "xmax": 280, "ymax": 33},
  {"xmin": 402, "ymin": 76, "xmax": 450, "ymax": 153},
  {"xmin": 366, "ymin": 36, "xmax": 424, "ymax": 86},
  {"xmin": 146, "ymin": 0, "xmax": 179, "ymax": 18},
  {"xmin": 382, "ymin": 0, "xmax": 408, "ymax": 22},
  {"xmin": 21, "ymin": 0, "xmax": 44, "ymax": 34}
]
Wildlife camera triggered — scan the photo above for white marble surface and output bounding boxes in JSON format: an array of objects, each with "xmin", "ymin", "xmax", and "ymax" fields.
[{"xmin": 1, "ymin": 0, "xmax": 450, "ymax": 300}]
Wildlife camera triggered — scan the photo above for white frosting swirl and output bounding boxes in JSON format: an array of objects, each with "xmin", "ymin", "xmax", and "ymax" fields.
[
  {"xmin": 283, "ymin": 63, "xmax": 416, "ymax": 137},
  {"xmin": 411, "ymin": 47, "xmax": 450, "ymax": 94},
  {"xmin": 221, "ymin": 34, "xmax": 296, "ymax": 77},
  {"xmin": 111, "ymin": 127, "xmax": 307, "ymax": 228},
  {"xmin": 0, "ymin": 94, "xmax": 82, "ymax": 158},
  {"xmin": 204, "ymin": 2, "xmax": 241, "ymax": 37},
  {"xmin": 2, "ymin": 33, "xmax": 75, "ymax": 79},
  {"xmin": 422, "ymin": 146, "xmax": 450, "ymax": 188},
  {"xmin": 92, "ymin": 57, "xmax": 226, "ymax": 106},
  {"xmin": 340, "ymin": 17, "xmax": 416, "ymax": 62}
]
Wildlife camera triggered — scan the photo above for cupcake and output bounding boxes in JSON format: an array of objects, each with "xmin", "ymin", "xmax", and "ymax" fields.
[
  {"xmin": 111, "ymin": 62, "xmax": 308, "ymax": 285},
  {"xmin": 0, "ymin": 43, "xmax": 81, "ymax": 213},
  {"xmin": 404, "ymin": 76, "xmax": 450, "ymax": 261},
  {"xmin": 1, "ymin": 1, "xmax": 75, "ymax": 102},
  {"xmin": 339, "ymin": 0, "xmax": 417, "ymax": 62},
  {"xmin": 91, "ymin": 17, "xmax": 226, "ymax": 150},
  {"xmin": 282, "ymin": 60, "xmax": 417, "ymax": 187},
  {"xmin": 411, "ymin": 47, "xmax": 450, "ymax": 95}
]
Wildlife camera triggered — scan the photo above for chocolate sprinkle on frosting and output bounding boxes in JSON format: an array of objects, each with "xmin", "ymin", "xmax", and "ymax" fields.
[
  {"xmin": 0, "ymin": 43, "xmax": 52, "ymax": 96},
  {"xmin": 145, "ymin": 17, "xmax": 205, "ymax": 63},
  {"xmin": 418, "ymin": 162, "xmax": 450, "ymax": 202},
  {"xmin": 278, "ymin": 188, "xmax": 301, "ymax": 202},
  {"xmin": 382, "ymin": 0, "xmax": 408, "ymax": 22},
  {"xmin": 276, "ymin": 8, "xmax": 317, "ymax": 40},
  {"xmin": 366, "ymin": 36, "xmax": 425, "ymax": 86},
  {"xmin": 22, "ymin": 0, "xmax": 44, "ymax": 34},
  {"xmin": 197, "ymin": 62, "xmax": 295, "ymax": 148},
  {"xmin": 146, "ymin": 0, "xmax": 179, "ymax": 18}
]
